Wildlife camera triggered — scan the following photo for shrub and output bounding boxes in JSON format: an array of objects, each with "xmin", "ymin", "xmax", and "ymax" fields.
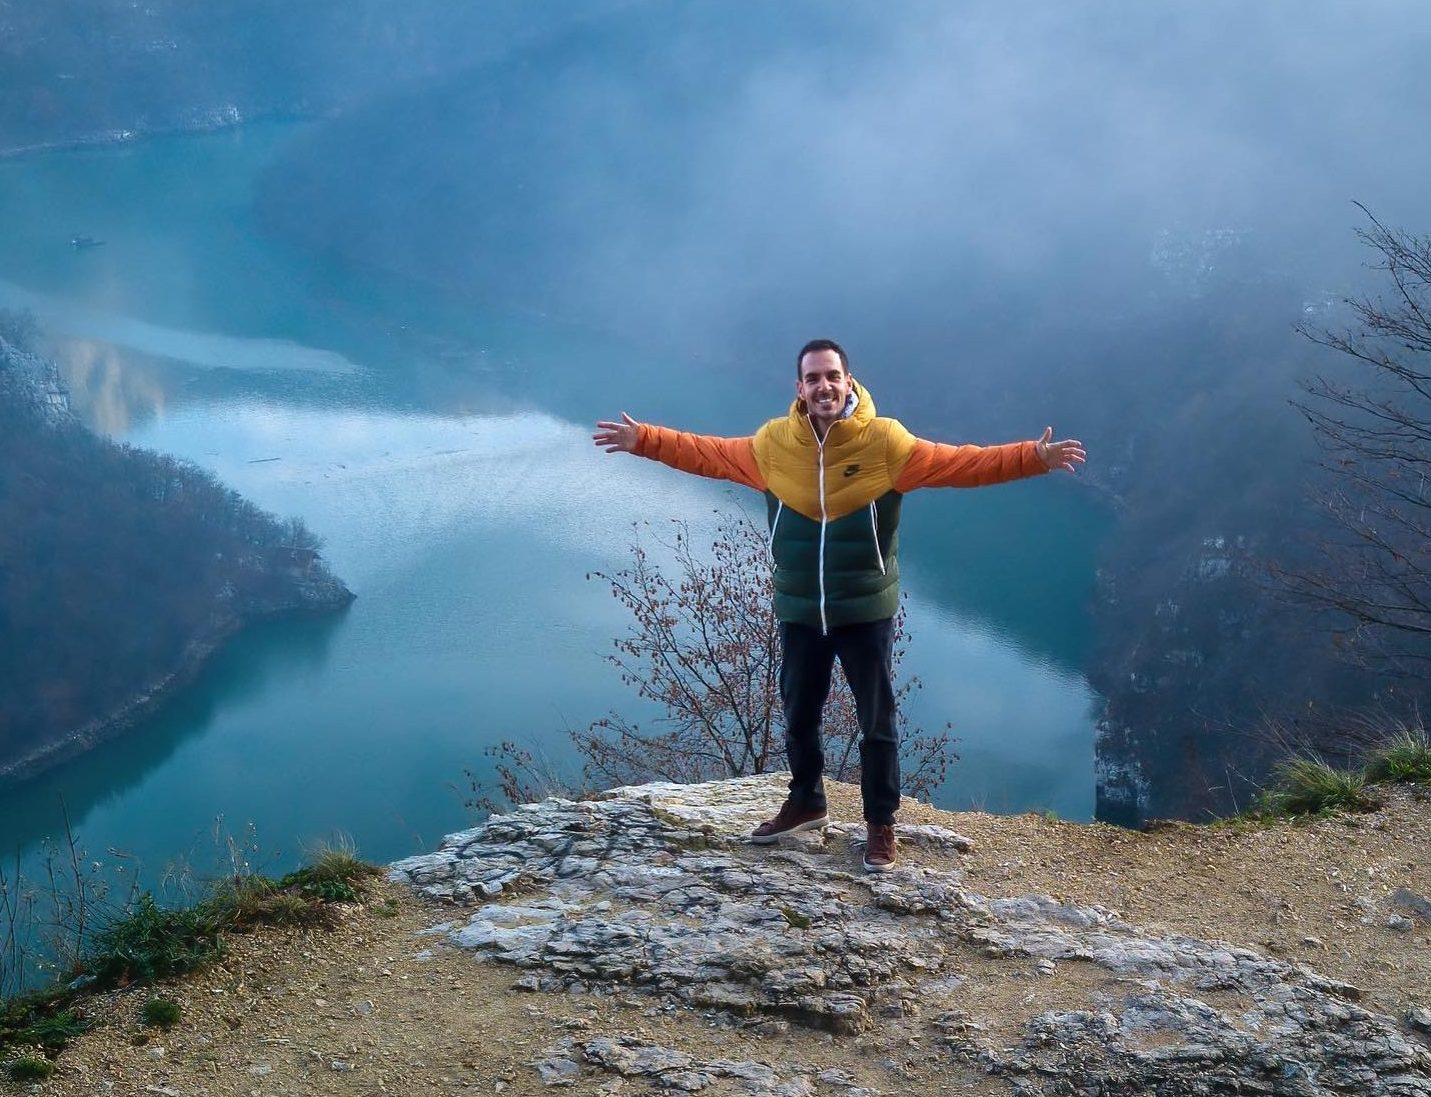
[
  {"xmin": 1364, "ymin": 727, "xmax": 1431, "ymax": 786},
  {"xmin": 205, "ymin": 873, "xmax": 277, "ymax": 921},
  {"xmin": 16, "ymin": 1009, "xmax": 89, "ymax": 1052},
  {"xmin": 206, "ymin": 874, "xmax": 319, "ymax": 929},
  {"xmin": 86, "ymin": 896, "xmax": 224, "ymax": 989},
  {"xmin": 0, "ymin": 997, "xmax": 91, "ymax": 1055},
  {"xmin": 141, "ymin": 997, "xmax": 181, "ymax": 1029},
  {"xmin": 1, "ymin": 989, "xmax": 63, "ymax": 1047},
  {"xmin": 7, "ymin": 1055, "xmax": 54, "ymax": 1081},
  {"xmin": 474, "ymin": 512, "xmax": 956, "ymax": 813},
  {"xmin": 1259, "ymin": 758, "xmax": 1376, "ymax": 818},
  {"xmin": 278, "ymin": 840, "xmax": 381, "ymax": 904}
]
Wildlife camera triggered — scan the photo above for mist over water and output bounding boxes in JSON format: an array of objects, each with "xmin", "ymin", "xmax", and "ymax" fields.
[
  {"xmin": 0, "ymin": 280, "xmax": 359, "ymax": 375},
  {"xmin": 261, "ymin": 0, "xmax": 1431, "ymax": 373}
]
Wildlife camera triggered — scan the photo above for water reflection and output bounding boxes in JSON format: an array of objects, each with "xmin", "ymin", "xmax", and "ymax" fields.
[
  {"xmin": 47, "ymin": 338, "xmax": 174, "ymax": 435},
  {"xmin": 0, "ymin": 277, "xmax": 360, "ymax": 375},
  {"xmin": 905, "ymin": 605, "xmax": 1097, "ymax": 817},
  {"xmin": 0, "ymin": 611, "xmax": 347, "ymax": 865}
]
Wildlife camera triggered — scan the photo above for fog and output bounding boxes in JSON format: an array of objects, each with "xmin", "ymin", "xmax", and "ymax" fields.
[
  {"xmin": 585, "ymin": 2, "xmax": 1431, "ymax": 333},
  {"xmin": 258, "ymin": 0, "xmax": 1431, "ymax": 386}
]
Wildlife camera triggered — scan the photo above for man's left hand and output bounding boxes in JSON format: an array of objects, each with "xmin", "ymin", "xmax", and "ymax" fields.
[{"xmin": 1035, "ymin": 427, "xmax": 1086, "ymax": 472}]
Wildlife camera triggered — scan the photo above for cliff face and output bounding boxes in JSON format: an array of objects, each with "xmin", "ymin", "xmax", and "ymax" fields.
[
  {"xmin": 0, "ymin": 327, "xmax": 353, "ymax": 783},
  {"xmin": 1089, "ymin": 523, "xmax": 1402, "ymax": 826}
]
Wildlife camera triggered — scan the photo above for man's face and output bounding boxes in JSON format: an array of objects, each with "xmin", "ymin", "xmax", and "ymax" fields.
[{"xmin": 796, "ymin": 349, "xmax": 853, "ymax": 433}]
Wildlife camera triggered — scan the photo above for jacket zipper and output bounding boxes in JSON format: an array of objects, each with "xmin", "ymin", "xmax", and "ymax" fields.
[
  {"xmin": 768, "ymin": 501, "xmax": 784, "ymax": 569},
  {"xmin": 868, "ymin": 501, "xmax": 886, "ymax": 575},
  {"xmin": 815, "ymin": 428, "xmax": 828, "ymax": 635}
]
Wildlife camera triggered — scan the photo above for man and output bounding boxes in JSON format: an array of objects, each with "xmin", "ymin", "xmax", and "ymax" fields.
[{"xmin": 594, "ymin": 339, "xmax": 1084, "ymax": 871}]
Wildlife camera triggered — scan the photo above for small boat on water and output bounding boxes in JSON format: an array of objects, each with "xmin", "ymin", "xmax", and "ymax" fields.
[{"xmin": 69, "ymin": 235, "xmax": 105, "ymax": 249}]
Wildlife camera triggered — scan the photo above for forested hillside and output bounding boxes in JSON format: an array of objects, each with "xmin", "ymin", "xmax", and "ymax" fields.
[{"xmin": 0, "ymin": 311, "xmax": 352, "ymax": 781}]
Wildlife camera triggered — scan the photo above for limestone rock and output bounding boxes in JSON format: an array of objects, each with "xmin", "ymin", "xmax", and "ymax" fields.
[
  {"xmin": 540, "ymin": 1035, "xmax": 816, "ymax": 1095},
  {"xmin": 390, "ymin": 775, "xmax": 1431, "ymax": 1095}
]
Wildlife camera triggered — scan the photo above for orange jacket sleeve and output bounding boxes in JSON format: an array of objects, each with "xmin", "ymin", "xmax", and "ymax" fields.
[
  {"xmin": 893, "ymin": 437, "xmax": 1047, "ymax": 492},
  {"xmin": 633, "ymin": 425, "xmax": 766, "ymax": 491}
]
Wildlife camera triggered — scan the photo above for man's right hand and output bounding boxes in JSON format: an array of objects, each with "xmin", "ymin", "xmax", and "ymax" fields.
[{"xmin": 593, "ymin": 412, "xmax": 642, "ymax": 453}]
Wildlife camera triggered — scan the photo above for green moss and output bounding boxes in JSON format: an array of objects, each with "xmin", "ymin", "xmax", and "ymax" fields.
[
  {"xmin": 7, "ymin": 1055, "xmax": 54, "ymax": 1081},
  {"xmin": 141, "ymin": 997, "xmax": 182, "ymax": 1029},
  {"xmin": 780, "ymin": 906, "xmax": 812, "ymax": 929}
]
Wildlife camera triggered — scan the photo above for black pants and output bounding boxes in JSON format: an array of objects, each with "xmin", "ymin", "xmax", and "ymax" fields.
[{"xmin": 779, "ymin": 617, "xmax": 900, "ymax": 825}]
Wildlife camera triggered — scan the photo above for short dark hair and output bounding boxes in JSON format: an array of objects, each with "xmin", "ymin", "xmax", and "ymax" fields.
[{"xmin": 796, "ymin": 338, "xmax": 848, "ymax": 378}]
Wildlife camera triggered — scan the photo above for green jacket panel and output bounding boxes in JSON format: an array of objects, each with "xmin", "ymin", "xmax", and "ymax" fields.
[{"xmin": 766, "ymin": 489, "xmax": 904, "ymax": 629}]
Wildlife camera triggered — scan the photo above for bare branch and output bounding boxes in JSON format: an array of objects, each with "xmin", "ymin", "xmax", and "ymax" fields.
[
  {"xmin": 1285, "ymin": 211, "xmax": 1431, "ymax": 671},
  {"xmin": 572, "ymin": 509, "xmax": 955, "ymax": 796}
]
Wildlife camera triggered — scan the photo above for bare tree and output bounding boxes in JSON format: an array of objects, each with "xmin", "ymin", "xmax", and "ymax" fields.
[
  {"xmin": 573, "ymin": 510, "xmax": 954, "ymax": 798},
  {"xmin": 471, "ymin": 510, "xmax": 955, "ymax": 812},
  {"xmin": 1291, "ymin": 207, "xmax": 1431, "ymax": 671}
]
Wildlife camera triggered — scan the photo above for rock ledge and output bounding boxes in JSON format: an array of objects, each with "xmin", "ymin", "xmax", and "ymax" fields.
[{"xmin": 391, "ymin": 775, "xmax": 1431, "ymax": 1095}]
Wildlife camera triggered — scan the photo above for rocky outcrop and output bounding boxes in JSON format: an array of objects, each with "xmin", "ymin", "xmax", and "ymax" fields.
[
  {"xmin": 391, "ymin": 775, "xmax": 1431, "ymax": 1096},
  {"xmin": 0, "ymin": 334, "xmax": 69, "ymax": 420}
]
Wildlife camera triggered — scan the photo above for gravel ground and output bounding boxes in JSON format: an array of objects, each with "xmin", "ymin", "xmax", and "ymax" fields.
[{"xmin": 5, "ymin": 781, "xmax": 1427, "ymax": 1097}]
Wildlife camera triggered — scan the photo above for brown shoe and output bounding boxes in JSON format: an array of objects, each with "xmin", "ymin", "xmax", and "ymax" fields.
[
  {"xmin": 751, "ymin": 800, "xmax": 830, "ymax": 844},
  {"xmin": 863, "ymin": 823, "xmax": 897, "ymax": 872}
]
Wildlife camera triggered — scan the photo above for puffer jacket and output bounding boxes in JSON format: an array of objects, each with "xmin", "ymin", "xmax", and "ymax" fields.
[{"xmin": 632, "ymin": 380, "xmax": 1046, "ymax": 631}]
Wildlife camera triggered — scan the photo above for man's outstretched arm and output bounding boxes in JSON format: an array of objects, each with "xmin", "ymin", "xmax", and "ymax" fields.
[
  {"xmin": 594, "ymin": 412, "xmax": 765, "ymax": 490},
  {"xmin": 893, "ymin": 424, "xmax": 1085, "ymax": 491}
]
